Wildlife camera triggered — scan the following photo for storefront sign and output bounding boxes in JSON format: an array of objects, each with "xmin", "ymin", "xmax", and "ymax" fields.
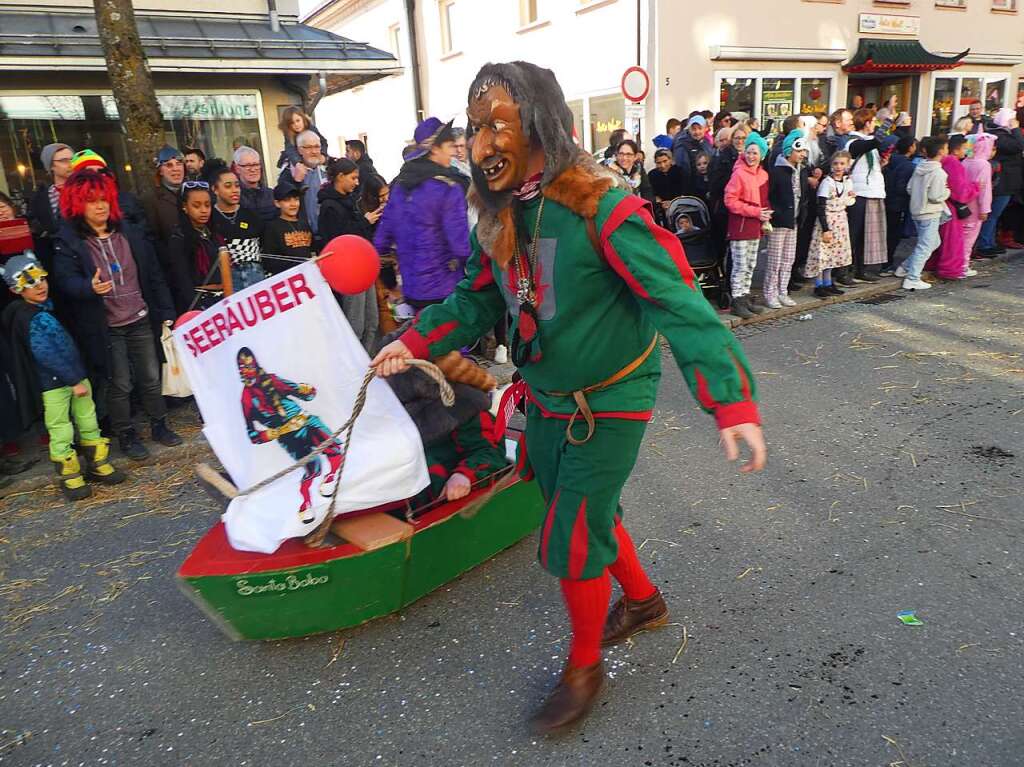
[
  {"xmin": 858, "ymin": 13, "xmax": 920, "ymax": 36},
  {"xmin": 102, "ymin": 94, "xmax": 259, "ymax": 121}
]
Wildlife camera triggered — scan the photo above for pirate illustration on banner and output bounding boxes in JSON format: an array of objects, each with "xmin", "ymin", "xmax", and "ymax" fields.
[
  {"xmin": 237, "ymin": 347, "xmax": 344, "ymax": 523},
  {"xmin": 373, "ymin": 61, "xmax": 767, "ymax": 733}
]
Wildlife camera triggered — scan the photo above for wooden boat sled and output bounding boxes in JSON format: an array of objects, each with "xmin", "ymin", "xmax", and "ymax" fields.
[{"xmin": 177, "ymin": 461, "xmax": 545, "ymax": 641}]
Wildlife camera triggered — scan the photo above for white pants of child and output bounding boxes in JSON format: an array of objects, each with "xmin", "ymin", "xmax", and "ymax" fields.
[
  {"xmin": 730, "ymin": 239, "xmax": 760, "ymax": 298},
  {"xmin": 764, "ymin": 227, "xmax": 798, "ymax": 303}
]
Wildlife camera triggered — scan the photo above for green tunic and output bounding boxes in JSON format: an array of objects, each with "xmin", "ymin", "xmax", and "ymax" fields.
[{"xmin": 401, "ymin": 186, "xmax": 760, "ymax": 578}]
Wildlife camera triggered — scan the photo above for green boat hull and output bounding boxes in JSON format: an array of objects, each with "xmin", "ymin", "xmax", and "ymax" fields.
[{"xmin": 178, "ymin": 478, "xmax": 545, "ymax": 640}]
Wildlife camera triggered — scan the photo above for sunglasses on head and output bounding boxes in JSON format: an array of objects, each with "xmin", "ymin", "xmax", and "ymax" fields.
[{"xmin": 182, "ymin": 180, "xmax": 210, "ymax": 190}]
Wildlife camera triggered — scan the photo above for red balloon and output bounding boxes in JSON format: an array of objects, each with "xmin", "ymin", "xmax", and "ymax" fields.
[
  {"xmin": 318, "ymin": 235, "xmax": 380, "ymax": 295},
  {"xmin": 174, "ymin": 310, "xmax": 202, "ymax": 329}
]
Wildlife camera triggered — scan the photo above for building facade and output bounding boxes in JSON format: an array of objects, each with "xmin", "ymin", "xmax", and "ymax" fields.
[
  {"xmin": 0, "ymin": 0, "xmax": 399, "ymax": 203},
  {"xmin": 304, "ymin": 0, "xmax": 648, "ymax": 180},
  {"xmin": 305, "ymin": 0, "xmax": 1023, "ymax": 178}
]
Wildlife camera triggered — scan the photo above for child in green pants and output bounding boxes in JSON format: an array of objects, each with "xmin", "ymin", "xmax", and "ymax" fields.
[{"xmin": 1, "ymin": 254, "xmax": 126, "ymax": 499}]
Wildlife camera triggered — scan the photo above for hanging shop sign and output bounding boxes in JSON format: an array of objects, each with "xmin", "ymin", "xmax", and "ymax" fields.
[{"xmin": 858, "ymin": 13, "xmax": 921, "ymax": 36}]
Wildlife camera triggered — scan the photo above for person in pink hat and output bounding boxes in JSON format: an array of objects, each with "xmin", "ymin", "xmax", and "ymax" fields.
[{"xmin": 961, "ymin": 131, "xmax": 996, "ymax": 272}]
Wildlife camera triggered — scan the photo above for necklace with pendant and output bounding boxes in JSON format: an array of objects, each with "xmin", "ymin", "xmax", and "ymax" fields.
[
  {"xmin": 512, "ymin": 197, "xmax": 545, "ymax": 305},
  {"xmin": 509, "ymin": 197, "xmax": 546, "ymax": 367}
]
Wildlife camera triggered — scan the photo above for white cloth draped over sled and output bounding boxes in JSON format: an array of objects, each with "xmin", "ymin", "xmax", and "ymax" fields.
[{"xmin": 174, "ymin": 261, "xmax": 428, "ymax": 554}]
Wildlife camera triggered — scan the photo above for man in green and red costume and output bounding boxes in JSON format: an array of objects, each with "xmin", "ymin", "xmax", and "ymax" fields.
[{"xmin": 374, "ymin": 61, "xmax": 767, "ymax": 733}]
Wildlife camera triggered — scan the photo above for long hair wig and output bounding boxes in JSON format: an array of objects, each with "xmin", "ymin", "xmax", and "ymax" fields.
[
  {"xmin": 466, "ymin": 61, "xmax": 579, "ymax": 213},
  {"xmin": 60, "ymin": 169, "xmax": 122, "ymax": 226}
]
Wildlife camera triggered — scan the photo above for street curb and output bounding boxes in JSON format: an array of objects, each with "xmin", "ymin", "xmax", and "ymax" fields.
[
  {"xmin": 719, "ymin": 277, "xmax": 902, "ymax": 329},
  {"xmin": 718, "ymin": 249, "xmax": 1023, "ymax": 329}
]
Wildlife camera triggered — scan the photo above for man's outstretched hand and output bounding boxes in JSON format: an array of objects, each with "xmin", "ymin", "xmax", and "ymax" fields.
[
  {"xmin": 720, "ymin": 422, "xmax": 767, "ymax": 473},
  {"xmin": 371, "ymin": 339, "xmax": 414, "ymax": 377}
]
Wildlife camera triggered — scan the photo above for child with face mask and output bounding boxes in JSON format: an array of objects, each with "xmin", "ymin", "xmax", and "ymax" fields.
[{"xmin": 724, "ymin": 133, "xmax": 771, "ymax": 318}]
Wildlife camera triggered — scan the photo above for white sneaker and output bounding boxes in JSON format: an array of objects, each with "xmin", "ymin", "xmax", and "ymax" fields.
[
  {"xmin": 779, "ymin": 295, "xmax": 797, "ymax": 307},
  {"xmin": 493, "ymin": 344, "xmax": 508, "ymax": 364},
  {"xmin": 963, "ymin": 268, "xmax": 978, "ymax": 277},
  {"xmin": 902, "ymin": 277, "xmax": 931, "ymax": 291},
  {"xmin": 894, "ymin": 265, "xmax": 908, "ymax": 278},
  {"xmin": 765, "ymin": 298, "xmax": 782, "ymax": 309}
]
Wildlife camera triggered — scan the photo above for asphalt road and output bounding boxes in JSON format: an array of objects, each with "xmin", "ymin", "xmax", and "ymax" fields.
[{"xmin": 2, "ymin": 255, "xmax": 1022, "ymax": 767}]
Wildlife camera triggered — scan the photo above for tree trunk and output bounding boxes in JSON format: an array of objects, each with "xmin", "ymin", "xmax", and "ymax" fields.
[{"xmin": 92, "ymin": 0, "xmax": 164, "ymax": 207}]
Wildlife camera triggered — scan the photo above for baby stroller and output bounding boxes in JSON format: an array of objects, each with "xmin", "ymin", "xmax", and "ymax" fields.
[{"xmin": 666, "ymin": 196, "xmax": 729, "ymax": 309}]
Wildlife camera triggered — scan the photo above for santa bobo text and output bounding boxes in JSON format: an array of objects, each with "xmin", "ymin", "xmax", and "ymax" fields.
[
  {"xmin": 179, "ymin": 273, "xmax": 317, "ymax": 358},
  {"xmin": 234, "ymin": 570, "xmax": 330, "ymax": 596}
]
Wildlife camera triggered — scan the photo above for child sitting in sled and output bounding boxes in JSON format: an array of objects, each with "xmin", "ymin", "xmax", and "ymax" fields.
[{"xmin": 374, "ymin": 327, "xmax": 508, "ymax": 505}]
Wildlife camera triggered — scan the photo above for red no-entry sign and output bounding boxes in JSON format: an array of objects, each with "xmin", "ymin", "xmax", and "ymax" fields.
[{"xmin": 621, "ymin": 66, "xmax": 650, "ymax": 103}]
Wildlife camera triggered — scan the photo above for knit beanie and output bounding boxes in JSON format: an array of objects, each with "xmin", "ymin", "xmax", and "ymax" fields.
[
  {"xmin": 156, "ymin": 145, "xmax": 184, "ymax": 167},
  {"xmin": 40, "ymin": 143, "xmax": 71, "ymax": 173},
  {"xmin": 782, "ymin": 129, "xmax": 807, "ymax": 158},
  {"xmin": 744, "ymin": 132, "xmax": 768, "ymax": 158},
  {"xmin": 992, "ymin": 108, "xmax": 1015, "ymax": 128},
  {"xmin": 70, "ymin": 149, "xmax": 107, "ymax": 173}
]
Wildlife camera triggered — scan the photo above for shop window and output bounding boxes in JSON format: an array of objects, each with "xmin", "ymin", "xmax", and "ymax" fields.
[
  {"xmin": 931, "ymin": 77, "xmax": 956, "ymax": 134},
  {"xmin": 520, "ymin": 0, "xmax": 539, "ymax": 25},
  {"xmin": 589, "ymin": 93, "xmax": 625, "ymax": 156},
  {"xmin": 388, "ymin": 24, "xmax": 402, "ymax": 64},
  {"xmin": 0, "ymin": 93, "xmax": 264, "ymax": 202},
  {"xmin": 1017, "ymin": 78, "xmax": 1024, "ymax": 109},
  {"xmin": 567, "ymin": 98, "xmax": 586, "ymax": 151},
  {"xmin": 761, "ymin": 78, "xmax": 795, "ymax": 132},
  {"xmin": 439, "ymin": 0, "xmax": 459, "ymax": 55},
  {"xmin": 799, "ymin": 79, "xmax": 831, "ymax": 116},
  {"xmin": 719, "ymin": 78, "xmax": 755, "ymax": 119},
  {"xmin": 959, "ymin": 77, "xmax": 983, "ymax": 109},
  {"xmin": 991, "ymin": 0, "xmax": 1016, "ymax": 10},
  {"xmin": 934, "ymin": 0, "xmax": 966, "ymax": 8},
  {"xmin": 985, "ymin": 79, "xmax": 1007, "ymax": 111}
]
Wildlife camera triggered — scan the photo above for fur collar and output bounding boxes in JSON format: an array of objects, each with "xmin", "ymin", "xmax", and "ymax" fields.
[{"xmin": 471, "ymin": 152, "xmax": 625, "ymax": 269}]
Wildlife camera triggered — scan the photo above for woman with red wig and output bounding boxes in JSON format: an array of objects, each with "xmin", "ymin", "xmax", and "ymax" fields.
[{"xmin": 51, "ymin": 168, "xmax": 181, "ymax": 461}]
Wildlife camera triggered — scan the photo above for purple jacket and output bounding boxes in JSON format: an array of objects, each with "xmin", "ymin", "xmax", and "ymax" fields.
[{"xmin": 373, "ymin": 161, "xmax": 470, "ymax": 303}]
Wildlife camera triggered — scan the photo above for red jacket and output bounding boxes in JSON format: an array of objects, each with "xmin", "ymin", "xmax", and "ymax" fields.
[{"xmin": 724, "ymin": 158, "xmax": 769, "ymax": 241}]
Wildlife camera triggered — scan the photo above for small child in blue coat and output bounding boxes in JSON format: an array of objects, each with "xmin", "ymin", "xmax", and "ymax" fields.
[{"xmin": 1, "ymin": 253, "xmax": 126, "ymax": 499}]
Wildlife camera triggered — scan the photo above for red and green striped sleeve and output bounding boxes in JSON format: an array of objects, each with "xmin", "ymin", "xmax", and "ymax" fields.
[
  {"xmin": 399, "ymin": 230, "xmax": 506, "ymax": 360},
  {"xmin": 599, "ymin": 193, "xmax": 760, "ymax": 429}
]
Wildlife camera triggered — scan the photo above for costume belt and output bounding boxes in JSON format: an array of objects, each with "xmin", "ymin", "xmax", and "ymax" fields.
[{"xmin": 543, "ymin": 334, "xmax": 659, "ymax": 446}]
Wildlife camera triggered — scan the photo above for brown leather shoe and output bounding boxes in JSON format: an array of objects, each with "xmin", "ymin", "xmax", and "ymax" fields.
[
  {"xmin": 601, "ymin": 590, "xmax": 669, "ymax": 647},
  {"xmin": 529, "ymin": 661, "xmax": 604, "ymax": 735}
]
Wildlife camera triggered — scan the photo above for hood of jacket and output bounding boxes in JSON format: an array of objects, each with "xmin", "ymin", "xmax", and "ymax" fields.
[
  {"xmin": 971, "ymin": 133, "xmax": 997, "ymax": 163},
  {"xmin": 912, "ymin": 160, "xmax": 943, "ymax": 181},
  {"xmin": 733, "ymin": 156, "xmax": 764, "ymax": 176},
  {"xmin": 394, "ymin": 156, "xmax": 468, "ymax": 192},
  {"xmin": 317, "ymin": 184, "xmax": 356, "ymax": 208}
]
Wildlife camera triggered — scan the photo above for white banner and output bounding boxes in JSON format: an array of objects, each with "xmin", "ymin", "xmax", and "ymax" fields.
[{"xmin": 174, "ymin": 261, "xmax": 428, "ymax": 553}]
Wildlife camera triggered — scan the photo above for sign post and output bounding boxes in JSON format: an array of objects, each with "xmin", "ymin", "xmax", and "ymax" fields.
[{"xmin": 620, "ymin": 66, "xmax": 650, "ymax": 148}]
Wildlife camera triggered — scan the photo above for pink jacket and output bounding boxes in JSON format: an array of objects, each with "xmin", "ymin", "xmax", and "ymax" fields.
[
  {"xmin": 942, "ymin": 154, "xmax": 980, "ymax": 212},
  {"xmin": 724, "ymin": 158, "xmax": 769, "ymax": 241},
  {"xmin": 963, "ymin": 134, "xmax": 995, "ymax": 217}
]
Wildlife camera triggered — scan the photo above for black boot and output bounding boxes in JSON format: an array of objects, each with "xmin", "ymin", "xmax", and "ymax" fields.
[
  {"xmin": 150, "ymin": 418, "xmax": 183, "ymax": 447},
  {"xmin": 746, "ymin": 296, "xmax": 766, "ymax": 314},
  {"xmin": 118, "ymin": 428, "xmax": 150, "ymax": 461},
  {"xmin": 813, "ymin": 285, "xmax": 831, "ymax": 298},
  {"xmin": 730, "ymin": 297, "xmax": 754, "ymax": 319}
]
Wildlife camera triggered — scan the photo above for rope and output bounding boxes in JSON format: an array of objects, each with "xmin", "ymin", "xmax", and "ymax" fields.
[{"xmin": 231, "ymin": 359, "xmax": 454, "ymax": 547}]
